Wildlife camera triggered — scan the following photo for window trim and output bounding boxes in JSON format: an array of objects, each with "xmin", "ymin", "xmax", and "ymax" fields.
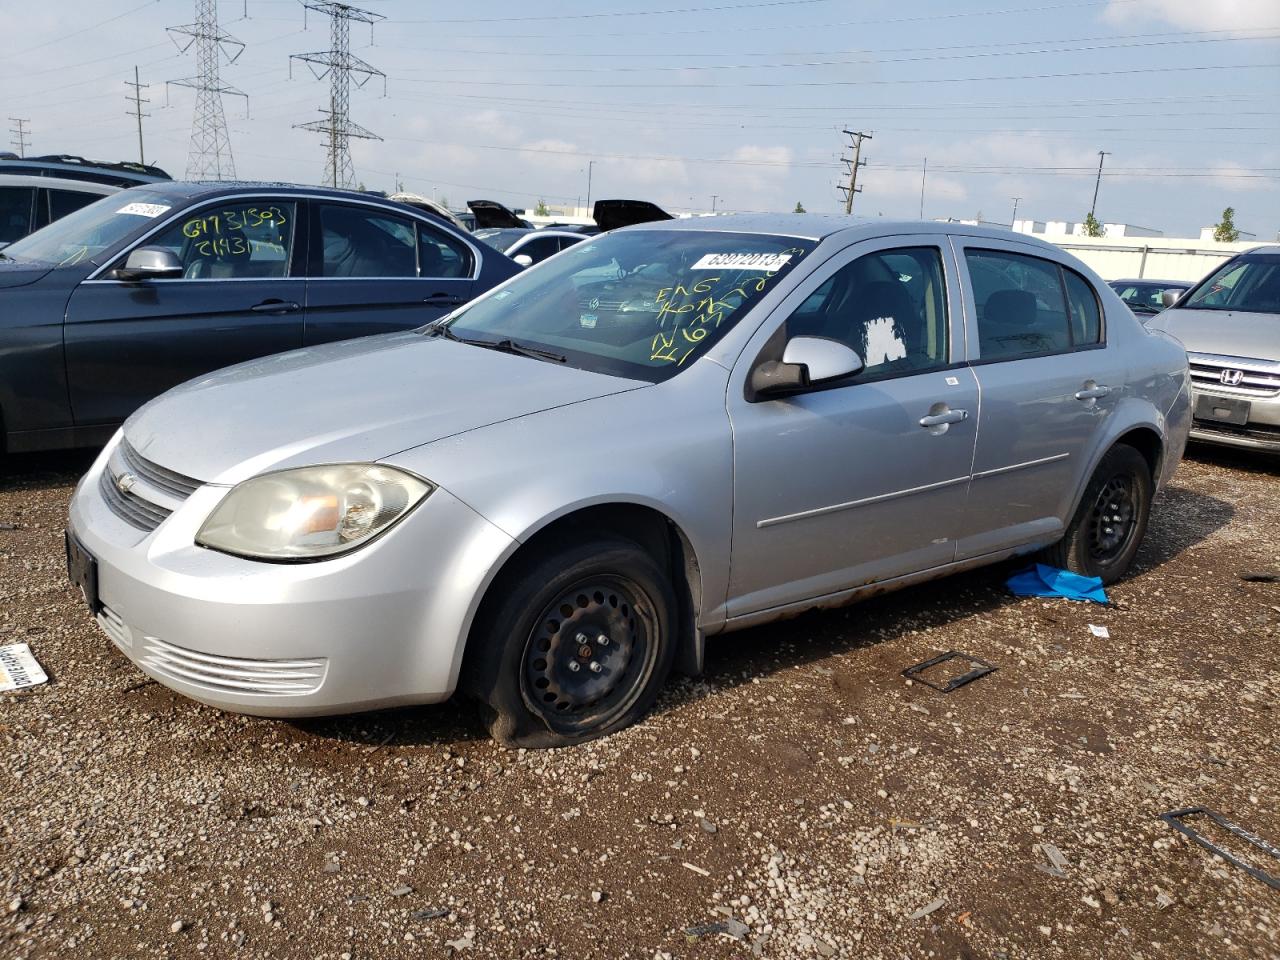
[
  {"xmin": 959, "ymin": 243, "xmax": 1107, "ymax": 365},
  {"xmin": 82, "ymin": 193, "xmax": 484, "ymax": 283}
]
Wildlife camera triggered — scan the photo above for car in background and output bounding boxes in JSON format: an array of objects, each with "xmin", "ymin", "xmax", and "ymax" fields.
[
  {"xmin": 0, "ymin": 180, "xmax": 518, "ymax": 454},
  {"xmin": 388, "ymin": 192, "xmax": 469, "ymax": 232},
  {"xmin": 474, "ymin": 227, "xmax": 588, "ymax": 267},
  {"xmin": 0, "ymin": 154, "xmax": 171, "ymax": 246},
  {"xmin": 1107, "ymin": 278, "xmax": 1190, "ymax": 318},
  {"xmin": 67, "ymin": 217, "xmax": 1188, "ymax": 747},
  {"xmin": 1146, "ymin": 246, "xmax": 1280, "ymax": 452},
  {"xmin": 467, "ymin": 199, "xmax": 532, "ymax": 230}
]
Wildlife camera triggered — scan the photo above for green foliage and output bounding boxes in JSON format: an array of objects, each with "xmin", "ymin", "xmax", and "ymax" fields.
[
  {"xmin": 1213, "ymin": 207, "xmax": 1240, "ymax": 243},
  {"xmin": 1082, "ymin": 212, "xmax": 1104, "ymax": 237},
  {"xmin": 793, "ymin": 201, "xmax": 806, "ymax": 213},
  {"xmin": 535, "ymin": 199, "xmax": 550, "ymax": 217}
]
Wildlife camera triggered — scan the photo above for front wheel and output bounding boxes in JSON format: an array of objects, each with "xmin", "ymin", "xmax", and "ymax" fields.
[
  {"xmin": 464, "ymin": 538, "xmax": 677, "ymax": 749},
  {"xmin": 1041, "ymin": 444, "xmax": 1153, "ymax": 584}
]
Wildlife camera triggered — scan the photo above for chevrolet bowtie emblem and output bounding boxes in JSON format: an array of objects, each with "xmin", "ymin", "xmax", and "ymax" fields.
[{"xmin": 115, "ymin": 472, "xmax": 138, "ymax": 495}]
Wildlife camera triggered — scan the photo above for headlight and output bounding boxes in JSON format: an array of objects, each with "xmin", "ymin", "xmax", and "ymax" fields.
[{"xmin": 196, "ymin": 464, "xmax": 432, "ymax": 561}]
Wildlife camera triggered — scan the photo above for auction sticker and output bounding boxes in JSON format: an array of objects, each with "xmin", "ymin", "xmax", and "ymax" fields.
[
  {"xmin": 691, "ymin": 252, "xmax": 792, "ymax": 271},
  {"xmin": 0, "ymin": 643, "xmax": 48, "ymax": 692},
  {"xmin": 117, "ymin": 202, "xmax": 170, "ymax": 218}
]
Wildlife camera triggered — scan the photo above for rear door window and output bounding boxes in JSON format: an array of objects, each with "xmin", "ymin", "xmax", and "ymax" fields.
[
  {"xmin": 319, "ymin": 203, "xmax": 418, "ymax": 278},
  {"xmin": 1063, "ymin": 269, "xmax": 1102, "ymax": 345},
  {"xmin": 417, "ymin": 222, "xmax": 473, "ymax": 278},
  {"xmin": 965, "ymin": 249, "xmax": 1073, "ymax": 359},
  {"xmin": 0, "ymin": 186, "xmax": 35, "ymax": 243}
]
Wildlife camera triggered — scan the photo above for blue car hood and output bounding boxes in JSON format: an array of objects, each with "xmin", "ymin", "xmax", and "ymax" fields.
[
  {"xmin": 0, "ymin": 260, "xmax": 54, "ymax": 289},
  {"xmin": 124, "ymin": 332, "xmax": 645, "ymax": 486}
]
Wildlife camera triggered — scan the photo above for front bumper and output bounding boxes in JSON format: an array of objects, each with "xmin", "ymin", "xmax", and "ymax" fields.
[
  {"xmin": 1189, "ymin": 387, "xmax": 1280, "ymax": 452},
  {"xmin": 67, "ymin": 445, "xmax": 516, "ymax": 717}
]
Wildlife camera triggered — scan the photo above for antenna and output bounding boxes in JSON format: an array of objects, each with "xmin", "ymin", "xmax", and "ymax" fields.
[
  {"xmin": 290, "ymin": 2, "xmax": 386, "ymax": 189},
  {"xmin": 167, "ymin": 0, "xmax": 247, "ymax": 180}
]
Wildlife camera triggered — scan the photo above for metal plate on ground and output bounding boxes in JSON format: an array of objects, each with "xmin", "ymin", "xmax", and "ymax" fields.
[
  {"xmin": 902, "ymin": 650, "xmax": 996, "ymax": 693},
  {"xmin": 1159, "ymin": 807, "xmax": 1280, "ymax": 891}
]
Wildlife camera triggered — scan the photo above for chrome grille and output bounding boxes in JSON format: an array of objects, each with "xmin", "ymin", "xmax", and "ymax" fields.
[
  {"xmin": 137, "ymin": 636, "xmax": 327, "ymax": 696},
  {"xmin": 1189, "ymin": 353, "xmax": 1280, "ymax": 399},
  {"xmin": 118, "ymin": 440, "xmax": 201, "ymax": 498},
  {"xmin": 99, "ymin": 469, "xmax": 171, "ymax": 531}
]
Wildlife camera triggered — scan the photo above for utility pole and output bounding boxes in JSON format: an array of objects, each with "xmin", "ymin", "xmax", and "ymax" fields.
[
  {"xmin": 1090, "ymin": 150, "xmax": 1111, "ymax": 217},
  {"xmin": 585, "ymin": 160, "xmax": 595, "ymax": 213},
  {"xmin": 291, "ymin": 2, "xmax": 386, "ymax": 189},
  {"xmin": 167, "ymin": 0, "xmax": 246, "ymax": 180},
  {"xmin": 838, "ymin": 129, "xmax": 871, "ymax": 215},
  {"xmin": 1010, "ymin": 196, "xmax": 1022, "ymax": 225},
  {"xmin": 125, "ymin": 66, "xmax": 151, "ymax": 165},
  {"xmin": 8, "ymin": 118, "xmax": 30, "ymax": 156},
  {"xmin": 918, "ymin": 157, "xmax": 927, "ymax": 219},
  {"xmin": 710, "ymin": 194, "xmax": 718, "ymax": 213}
]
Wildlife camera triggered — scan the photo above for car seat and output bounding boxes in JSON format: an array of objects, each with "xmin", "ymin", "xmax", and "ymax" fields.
[{"xmin": 981, "ymin": 289, "xmax": 1045, "ymax": 356}]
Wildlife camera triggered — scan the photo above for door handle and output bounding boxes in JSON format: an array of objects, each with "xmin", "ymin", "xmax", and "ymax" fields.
[
  {"xmin": 919, "ymin": 409, "xmax": 969, "ymax": 428},
  {"xmin": 423, "ymin": 294, "xmax": 466, "ymax": 306},
  {"xmin": 250, "ymin": 300, "xmax": 300, "ymax": 314},
  {"xmin": 1075, "ymin": 384, "xmax": 1111, "ymax": 400}
]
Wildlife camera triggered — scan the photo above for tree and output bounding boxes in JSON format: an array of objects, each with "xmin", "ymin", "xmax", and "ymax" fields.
[
  {"xmin": 1082, "ymin": 212, "xmax": 1104, "ymax": 237},
  {"xmin": 1213, "ymin": 207, "xmax": 1240, "ymax": 243},
  {"xmin": 535, "ymin": 199, "xmax": 550, "ymax": 217},
  {"xmin": 793, "ymin": 201, "xmax": 806, "ymax": 213}
]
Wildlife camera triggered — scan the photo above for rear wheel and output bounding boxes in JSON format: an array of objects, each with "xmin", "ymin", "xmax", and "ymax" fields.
[
  {"xmin": 1040, "ymin": 444, "xmax": 1153, "ymax": 584},
  {"xmin": 464, "ymin": 537, "xmax": 677, "ymax": 748}
]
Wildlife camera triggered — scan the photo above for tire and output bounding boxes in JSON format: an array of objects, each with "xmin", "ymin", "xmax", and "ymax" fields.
[
  {"xmin": 463, "ymin": 537, "xmax": 678, "ymax": 749},
  {"xmin": 1040, "ymin": 444, "xmax": 1153, "ymax": 585}
]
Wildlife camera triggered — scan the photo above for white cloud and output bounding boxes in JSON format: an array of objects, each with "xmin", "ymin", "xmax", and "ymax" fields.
[{"xmin": 1104, "ymin": 0, "xmax": 1280, "ymax": 30}]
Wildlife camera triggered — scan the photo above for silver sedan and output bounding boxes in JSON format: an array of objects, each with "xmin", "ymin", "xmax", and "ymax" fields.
[{"xmin": 67, "ymin": 216, "xmax": 1191, "ymax": 747}]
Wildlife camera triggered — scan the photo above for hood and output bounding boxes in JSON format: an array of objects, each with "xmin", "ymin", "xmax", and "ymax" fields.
[
  {"xmin": 592, "ymin": 199, "xmax": 673, "ymax": 232},
  {"xmin": 1150, "ymin": 307, "xmax": 1280, "ymax": 362},
  {"xmin": 0, "ymin": 259, "xmax": 54, "ymax": 289},
  {"xmin": 124, "ymin": 333, "xmax": 645, "ymax": 485},
  {"xmin": 466, "ymin": 200, "xmax": 529, "ymax": 230}
]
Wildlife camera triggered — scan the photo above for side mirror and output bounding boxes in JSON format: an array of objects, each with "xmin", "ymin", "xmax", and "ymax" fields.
[
  {"xmin": 512, "ymin": 253, "xmax": 534, "ymax": 268},
  {"xmin": 114, "ymin": 246, "xmax": 183, "ymax": 281},
  {"xmin": 751, "ymin": 336, "xmax": 864, "ymax": 399},
  {"xmin": 1161, "ymin": 289, "xmax": 1181, "ymax": 308}
]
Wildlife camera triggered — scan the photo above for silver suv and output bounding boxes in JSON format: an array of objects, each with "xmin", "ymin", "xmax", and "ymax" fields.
[
  {"xmin": 67, "ymin": 217, "xmax": 1191, "ymax": 747},
  {"xmin": 1147, "ymin": 246, "xmax": 1280, "ymax": 452}
]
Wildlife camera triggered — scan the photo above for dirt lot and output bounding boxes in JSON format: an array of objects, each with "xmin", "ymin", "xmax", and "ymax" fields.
[{"xmin": 1, "ymin": 446, "xmax": 1278, "ymax": 960}]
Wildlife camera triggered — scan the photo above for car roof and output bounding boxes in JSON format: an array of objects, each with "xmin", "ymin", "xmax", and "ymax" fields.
[
  {"xmin": 620, "ymin": 214, "xmax": 1069, "ymax": 250},
  {"xmin": 1109, "ymin": 278, "xmax": 1188, "ymax": 286},
  {"xmin": 118, "ymin": 180, "xmax": 468, "ymax": 210},
  {"xmin": 0, "ymin": 155, "xmax": 169, "ymax": 187}
]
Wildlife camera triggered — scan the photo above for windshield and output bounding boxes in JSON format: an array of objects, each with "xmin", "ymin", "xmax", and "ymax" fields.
[
  {"xmin": 441, "ymin": 229, "xmax": 815, "ymax": 382},
  {"xmin": 1, "ymin": 189, "xmax": 175, "ymax": 267},
  {"xmin": 1110, "ymin": 281, "xmax": 1185, "ymax": 313},
  {"xmin": 473, "ymin": 228, "xmax": 528, "ymax": 253},
  {"xmin": 1182, "ymin": 254, "xmax": 1280, "ymax": 315}
]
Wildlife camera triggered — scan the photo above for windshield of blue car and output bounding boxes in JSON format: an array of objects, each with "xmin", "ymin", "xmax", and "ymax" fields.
[
  {"xmin": 440, "ymin": 229, "xmax": 816, "ymax": 382},
  {"xmin": 1182, "ymin": 254, "xmax": 1280, "ymax": 315},
  {"xmin": 1, "ymin": 190, "xmax": 175, "ymax": 267},
  {"xmin": 473, "ymin": 228, "xmax": 530, "ymax": 253}
]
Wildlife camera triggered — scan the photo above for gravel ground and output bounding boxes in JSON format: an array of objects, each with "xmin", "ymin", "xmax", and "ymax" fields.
[{"xmin": 1, "ymin": 445, "xmax": 1278, "ymax": 960}]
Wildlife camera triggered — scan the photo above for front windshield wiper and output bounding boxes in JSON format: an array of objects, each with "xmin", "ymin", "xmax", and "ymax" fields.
[{"xmin": 425, "ymin": 324, "xmax": 566, "ymax": 363}]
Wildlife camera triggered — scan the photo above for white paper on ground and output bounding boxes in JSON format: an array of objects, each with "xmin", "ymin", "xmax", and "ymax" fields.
[
  {"xmin": 0, "ymin": 642, "xmax": 48, "ymax": 692},
  {"xmin": 1088, "ymin": 624, "xmax": 1110, "ymax": 639}
]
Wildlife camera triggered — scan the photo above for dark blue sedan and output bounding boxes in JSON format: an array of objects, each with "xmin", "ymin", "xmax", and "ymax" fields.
[{"xmin": 0, "ymin": 181, "xmax": 520, "ymax": 454}]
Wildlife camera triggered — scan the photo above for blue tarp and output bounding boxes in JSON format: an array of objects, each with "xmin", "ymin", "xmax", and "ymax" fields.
[{"xmin": 1006, "ymin": 564, "xmax": 1109, "ymax": 604}]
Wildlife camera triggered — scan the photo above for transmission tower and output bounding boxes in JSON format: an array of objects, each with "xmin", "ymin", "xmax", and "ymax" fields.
[
  {"xmin": 167, "ymin": 0, "xmax": 247, "ymax": 180},
  {"xmin": 291, "ymin": 2, "xmax": 386, "ymax": 189},
  {"xmin": 8, "ymin": 118, "xmax": 30, "ymax": 156}
]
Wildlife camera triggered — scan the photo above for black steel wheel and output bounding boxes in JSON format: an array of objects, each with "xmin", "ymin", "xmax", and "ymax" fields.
[
  {"xmin": 1039, "ymin": 443, "xmax": 1153, "ymax": 584},
  {"xmin": 463, "ymin": 537, "xmax": 677, "ymax": 748}
]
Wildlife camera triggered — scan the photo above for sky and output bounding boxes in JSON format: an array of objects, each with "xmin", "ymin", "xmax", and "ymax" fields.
[{"xmin": 3, "ymin": 0, "xmax": 1278, "ymax": 238}]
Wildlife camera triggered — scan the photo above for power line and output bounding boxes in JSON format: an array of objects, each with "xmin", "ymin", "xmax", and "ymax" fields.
[
  {"xmin": 8, "ymin": 118, "xmax": 31, "ymax": 157},
  {"xmin": 168, "ymin": 0, "xmax": 247, "ymax": 180},
  {"xmin": 291, "ymin": 2, "xmax": 386, "ymax": 189},
  {"xmin": 125, "ymin": 66, "xmax": 151, "ymax": 165}
]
